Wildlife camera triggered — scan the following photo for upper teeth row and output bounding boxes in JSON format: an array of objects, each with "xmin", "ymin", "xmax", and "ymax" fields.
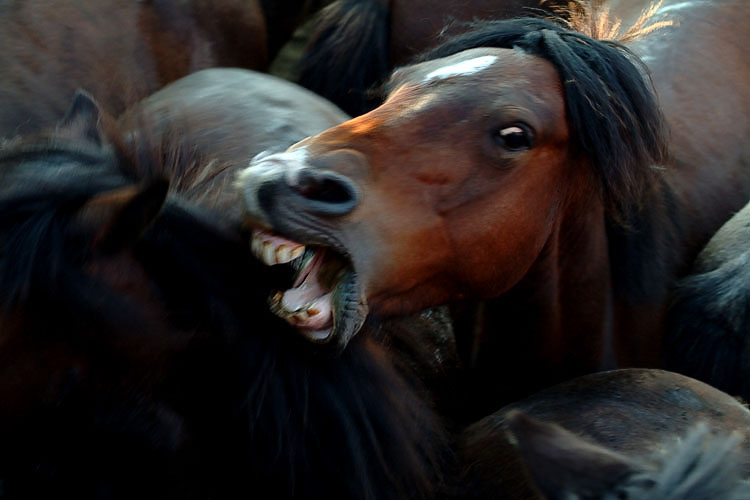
[{"xmin": 251, "ymin": 232, "xmax": 306, "ymax": 266}]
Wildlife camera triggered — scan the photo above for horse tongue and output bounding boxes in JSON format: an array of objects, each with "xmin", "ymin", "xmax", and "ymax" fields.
[
  {"xmin": 280, "ymin": 286, "xmax": 333, "ymax": 330},
  {"xmin": 276, "ymin": 250, "xmax": 334, "ymax": 332}
]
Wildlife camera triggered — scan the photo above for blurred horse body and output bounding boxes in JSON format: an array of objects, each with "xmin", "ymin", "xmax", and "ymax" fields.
[
  {"xmin": 118, "ymin": 68, "xmax": 349, "ymax": 225},
  {"xmin": 0, "ymin": 0, "xmax": 319, "ymax": 137}
]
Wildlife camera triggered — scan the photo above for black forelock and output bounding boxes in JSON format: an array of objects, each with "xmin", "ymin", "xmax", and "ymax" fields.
[{"xmin": 419, "ymin": 17, "xmax": 669, "ymax": 223}]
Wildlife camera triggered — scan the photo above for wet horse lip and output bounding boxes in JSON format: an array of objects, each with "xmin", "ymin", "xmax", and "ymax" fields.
[{"xmin": 250, "ymin": 229, "xmax": 368, "ymax": 353}]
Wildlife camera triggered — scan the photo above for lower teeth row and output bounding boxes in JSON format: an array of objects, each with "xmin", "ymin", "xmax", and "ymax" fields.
[{"xmin": 268, "ymin": 292, "xmax": 319, "ymax": 323}]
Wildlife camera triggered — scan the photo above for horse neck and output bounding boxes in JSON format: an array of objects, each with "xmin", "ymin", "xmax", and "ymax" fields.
[
  {"xmin": 510, "ymin": 186, "xmax": 617, "ymax": 369},
  {"xmin": 452, "ymin": 184, "xmax": 617, "ymax": 419}
]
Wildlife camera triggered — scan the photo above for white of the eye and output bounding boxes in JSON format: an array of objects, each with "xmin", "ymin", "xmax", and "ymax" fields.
[{"xmin": 500, "ymin": 126, "xmax": 524, "ymax": 136}]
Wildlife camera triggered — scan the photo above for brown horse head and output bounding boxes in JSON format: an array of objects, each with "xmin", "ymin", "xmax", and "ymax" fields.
[{"xmin": 239, "ymin": 18, "xmax": 667, "ymax": 353}]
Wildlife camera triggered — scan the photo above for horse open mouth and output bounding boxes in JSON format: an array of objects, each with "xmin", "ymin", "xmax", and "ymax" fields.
[{"xmin": 251, "ymin": 229, "xmax": 367, "ymax": 352}]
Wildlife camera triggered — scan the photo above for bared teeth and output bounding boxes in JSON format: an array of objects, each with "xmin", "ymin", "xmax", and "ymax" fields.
[
  {"xmin": 290, "ymin": 245, "xmax": 305, "ymax": 260},
  {"xmin": 268, "ymin": 290, "xmax": 319, "ymax": 324},
  {"xmin": 251, "ymin": 230, "xmax": 305, "ymax": 266},
  {"xmin": 251, "ymin": 237, "xmax": 262, "ymax": 260},
  {"xmin": 290, "ymin": 309, "xmax": 310, "ymax": 324},
  {"xmin": 275, "ymin": 244, "xmax": 292, "ymax": 263},
  {"xmin": 262, "ymin": 241, "xmax": 276, "ymax": 266},
  {"xmin": 257, "ymin": 230, "xmax": 335, "ymax": 333}
]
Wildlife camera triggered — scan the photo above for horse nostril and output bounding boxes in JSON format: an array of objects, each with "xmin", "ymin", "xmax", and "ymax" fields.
[
  {"xmin": 288, "ymin": 169, "xmax": 358, "ymax": 215},
  {"xmin": 296, "ymin": 173, "xmax": 350, "ymax": 203}
]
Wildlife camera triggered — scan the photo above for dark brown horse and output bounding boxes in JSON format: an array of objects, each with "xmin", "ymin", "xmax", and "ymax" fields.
[
  {"xmin": 238, "ymin": 0, "xmax": 750, "ymax": 419},
  {"xmin": 0, "ymin": 79, "xmax": 449, "ymax": 498},
  {"xmin": 296, "ymin": 0, "xmax": 571, "ymax": 115},
  {"xmin": 453, "ymin": 369, "xmax": 750, "ymax": 499},
  {"xmin": 0, "ymin": 0, "xmax": 317, "ymax": 137}
]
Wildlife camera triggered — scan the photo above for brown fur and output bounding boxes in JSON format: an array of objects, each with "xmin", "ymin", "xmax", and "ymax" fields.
[{"xmin": 0, "ymin": 0, "xmax": 270, "ymax": 137}]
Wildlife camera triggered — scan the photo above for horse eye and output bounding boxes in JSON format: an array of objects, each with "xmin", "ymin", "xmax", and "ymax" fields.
[{"xmin": 495, "ymin": 125, "xmax": 533, "ymax": 151}]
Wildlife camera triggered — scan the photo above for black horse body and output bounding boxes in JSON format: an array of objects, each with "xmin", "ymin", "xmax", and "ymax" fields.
[{"xmin": 0, "ymin": 93, "xmax": 444, "ymax": 499}]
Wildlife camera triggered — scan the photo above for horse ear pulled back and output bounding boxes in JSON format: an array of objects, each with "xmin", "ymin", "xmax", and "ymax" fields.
[
  {"xmin": 58, "ymin": 89, "xmax": 105, "ymax": 146},
  {"xmin": 506, "ymin": 410, "xmax": 750, "ymax": 500},
  {"xmin": 56, "ymin": 90, "xmax": 171, "ymax": 254},
  {"xmin": 505, "ymin": 410, "xmax": 639, "ymax": 498}
]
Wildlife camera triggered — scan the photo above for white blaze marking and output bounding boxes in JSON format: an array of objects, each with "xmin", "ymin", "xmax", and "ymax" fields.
[
  {"xmin": 424, "ymin": 55, "xmax": 498, "ymax": 83},
  {"xmin": 236, "ymin": 146, "xmax": 310, "ymax": 222},
  {"xmin": 241, "ymin": 147, "xmax": 309, "ymax": 184}
]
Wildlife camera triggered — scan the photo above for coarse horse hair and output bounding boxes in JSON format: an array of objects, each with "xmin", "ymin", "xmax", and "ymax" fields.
[{"xmin": 296, "ymin": 0, "xmax": 391, "ymax": 116}]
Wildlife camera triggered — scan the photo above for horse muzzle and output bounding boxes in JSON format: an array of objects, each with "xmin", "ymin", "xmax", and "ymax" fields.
[
  {"xmin": 239, "ymin": 147, "xmax": 361, "ymax": 223},
  {"xmin": 237, "ymin": 148, "xmax": 368, "ymax": 356}
]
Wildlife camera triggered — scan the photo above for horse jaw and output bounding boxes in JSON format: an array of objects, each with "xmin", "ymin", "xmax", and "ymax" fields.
[{"xmin": 249, "ymin": 229, "xmax": 368, "ymax": 354}]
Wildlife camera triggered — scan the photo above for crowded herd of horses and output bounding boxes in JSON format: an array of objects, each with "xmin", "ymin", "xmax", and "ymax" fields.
[{"xmin": 1, "ymin": 0, "xmax": 749, "ymax": 498}]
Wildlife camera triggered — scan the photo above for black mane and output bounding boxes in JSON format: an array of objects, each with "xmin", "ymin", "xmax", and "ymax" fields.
[
  {"xmin": 0, "ymin": 126, "xmax": 445, "ymax": 498},
  {"xmin": 295, "ymin": 0, "xmax": 390, "ymax": 116},
  {"xmin": 420, "ymin": 17, "xmax": 668, "ymax": 223}
]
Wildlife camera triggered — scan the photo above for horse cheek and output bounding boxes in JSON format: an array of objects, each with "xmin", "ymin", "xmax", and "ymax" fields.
[
  {"xmin": 348, "ymin": 193, "xmax": 454, "ymax": 316},
  {"xmin": 445, "ymin": 179, "xmax": 557, "ymax": 299}
]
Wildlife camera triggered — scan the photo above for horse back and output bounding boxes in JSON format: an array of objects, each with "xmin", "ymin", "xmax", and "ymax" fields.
[
  {"xmin": 0, "ymin": 0, "xmax": 267, "ymax": 137},
  {"xmin": 630, "ymin": 0, "xmax": 750, "ymax": 252}
]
